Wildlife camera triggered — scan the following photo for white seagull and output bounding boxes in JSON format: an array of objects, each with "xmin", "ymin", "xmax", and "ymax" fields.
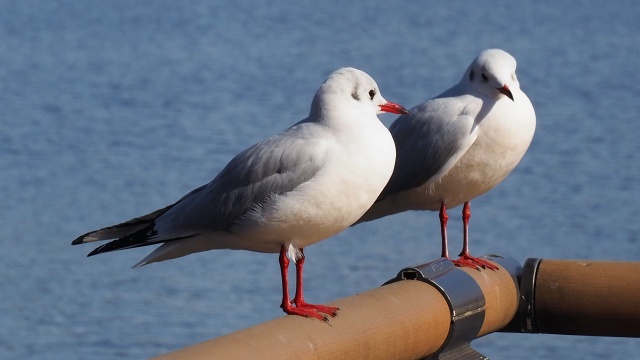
[
  {"xmin": 72, "ymin": 67, "xmax": 408, "ymax": 320},
  {"xmin": 358, "ymin": 49, "xmax": 536, "ymax": 270}
]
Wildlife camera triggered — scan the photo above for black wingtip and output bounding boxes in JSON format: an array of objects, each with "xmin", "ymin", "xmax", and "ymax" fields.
[
  {"xmin": 71, "ymin": 229, "xmax": 98, "ymax": 245},
  {"xmin": 86, "ymin": 244, "xmax": 106, "ymax": 257},
  {"xmin": 84, "ymin": 236, "xmax": 136, "ymax": 257},
  {"xmin": 71, "ymin": 236, "xmax": 85, "ymax": 246}
]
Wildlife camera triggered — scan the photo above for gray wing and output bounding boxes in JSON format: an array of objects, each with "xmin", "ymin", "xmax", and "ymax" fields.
[
  {"xmin": 380, "ymin": 98, "xmax": 477, "ymax": 198},
  {"xmin": 154, "ymin": 121, "xmax": 328, "ymax": 236},
  {"xmin": 74, "ymin": 121, "xmax": 329, "ymax": 255}
]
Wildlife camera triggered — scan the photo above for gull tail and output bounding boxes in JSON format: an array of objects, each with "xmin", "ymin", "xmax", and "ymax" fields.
[
  {"xmin": 71, "ymin": 204, "xmax": 185, "ymax": 257},
  {"xmin": 71, "ymin": 205, "xmax": 173, "ymax": 245}
]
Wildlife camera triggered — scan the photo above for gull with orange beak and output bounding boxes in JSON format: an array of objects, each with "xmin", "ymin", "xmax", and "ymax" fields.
[
  {"xmin": 72, "ymin": 67, "xmax": 408, "ymax": 320},
  {"xmin": 357, "ymin": 49, "xmax": 536, "ymax": 270}
]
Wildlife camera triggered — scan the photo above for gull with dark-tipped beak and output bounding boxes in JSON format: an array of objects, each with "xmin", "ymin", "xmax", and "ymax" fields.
[
  {"xmin": 358, "ymin": 49, "xmax": 536, "ymax": 270},
  {"xmin": 72, "ymin": 67, "xmax": 408, "ymax": 320}
]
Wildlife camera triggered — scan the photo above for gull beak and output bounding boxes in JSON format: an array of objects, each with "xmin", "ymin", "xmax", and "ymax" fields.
[
  {"xmin": 498, "ymin": 84, "xmax": 514, "ymax": 101},
  {"xmin": 379, "ymin": 101, "xmax": 409, "ymax": 115}
]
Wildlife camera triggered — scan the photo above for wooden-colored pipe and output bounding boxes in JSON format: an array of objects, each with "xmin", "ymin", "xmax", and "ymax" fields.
[
  {"xmin": 154, "ymin": 257, "xmax": 518, "ymax": 360},
  {"xmin": 154, "ymin": 281, "xmax": 450, "ymax": 360},
  {"xmin": 532, "ymin": 259, "xmax": 640, "ymax": 337},
  {"xmin": 459, "ymin": 261, "xmax": 519, "ymax": 337}
]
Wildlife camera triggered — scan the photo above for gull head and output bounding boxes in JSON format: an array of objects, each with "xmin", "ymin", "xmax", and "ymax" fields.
[
  {"xmin": 464, "ymin": 49, "xmax": 520, "ymax": 102},
  {"xmin": 311, "ymin": 67, "xmax": 408, "ymax": 121}
]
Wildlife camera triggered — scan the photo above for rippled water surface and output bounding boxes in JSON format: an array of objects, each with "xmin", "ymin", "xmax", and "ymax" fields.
[{"xmin": 1, "ymin": 1, "xmax": 639, "ymax": 358}]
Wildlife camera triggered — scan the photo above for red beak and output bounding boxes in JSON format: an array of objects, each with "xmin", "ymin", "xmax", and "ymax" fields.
[
  {"xmin": 379, "ymin": 101, "xmax": 409, "ymax": 115},
  {"xmin": 498, "ymin": 85, "xmax": 514, "ymax": 101}
]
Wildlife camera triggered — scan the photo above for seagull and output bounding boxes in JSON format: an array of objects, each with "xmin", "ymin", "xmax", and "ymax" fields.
[
  {"xmin": 72, "ymin": 67, "xmax": 408, "ymax": 320},
  {"xmin": 358, "ymin": 49, "xmax": 536, "ymax": 270}
]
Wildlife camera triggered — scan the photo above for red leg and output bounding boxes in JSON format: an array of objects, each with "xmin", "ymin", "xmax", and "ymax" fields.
[
  {"xmin": 279, "ymin": 245, "xmax": 337, "ymax": 320},
  {"xmin": 439, "ymin": 202, "xmax": 450, "ymax": 258},
  {"xmin": 292, "ymin": 248, "xmax": 339, "ymax": 318},
  {"xmin": 292, "ymin": 248, "xmax": 305, "ymax": 305},
  {"xmin": 453, "ymin": 202, "xmax": 499, "ymax": 271}
]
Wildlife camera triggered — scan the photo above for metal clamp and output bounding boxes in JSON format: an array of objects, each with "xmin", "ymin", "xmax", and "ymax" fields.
[
  {"xmin": 383, "ymin": 257, "xmax": 488, "ymax": 360},
  {"xmin": 499, "ymin": 257, "xmax": 540, "ymax": 334}
]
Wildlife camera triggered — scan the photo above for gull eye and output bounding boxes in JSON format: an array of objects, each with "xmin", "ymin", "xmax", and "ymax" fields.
[
  {"xmin": 481, "ymin": 74, "xmax": 489, "ymax": 82},
  {"xmin": 368, "ymin": 89, "xmax": 376, "ymax": 100}
]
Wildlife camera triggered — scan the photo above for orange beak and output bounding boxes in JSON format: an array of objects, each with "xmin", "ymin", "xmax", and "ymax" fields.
[
  {"xmin": 379, "ymin": 101, "xmax": 409, "ymax": 114},
  {"xmin": 498, "ymin": 85, "xmax": 514, "ymax": 101}
]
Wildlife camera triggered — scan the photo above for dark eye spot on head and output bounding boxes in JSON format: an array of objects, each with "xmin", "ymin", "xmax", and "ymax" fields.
[
  {"xmin": 469, "ymin": 70, "xmax": 475, "ymax": 82},
  {"xmin": 368, "ymin": 89, "xmax": 376, "ymax": 100},
  {"xmin": 481, "ymin": 73, "xmax": 489, "ymax": 82},
  {"xmin": 351, "ymin": 87, "xmax": 360, "ymax": 101}
]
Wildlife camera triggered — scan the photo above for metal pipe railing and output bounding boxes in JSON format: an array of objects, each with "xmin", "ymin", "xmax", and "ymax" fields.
[
  {"xmin": 154, "ymin": 255, "xmax": 519, "ymax": 360},
  {"xmin": 501, "ymin": 258, "xmax": 640, "ymax": 338},
  {"xmin": 153, "ymin": 257, "xmax": 640, "ymax": 359}
]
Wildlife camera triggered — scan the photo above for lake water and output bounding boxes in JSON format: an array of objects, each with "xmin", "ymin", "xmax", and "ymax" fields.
[{"xmin": 1, "ymin": 0, "xmax": 639, "ymax": 358}]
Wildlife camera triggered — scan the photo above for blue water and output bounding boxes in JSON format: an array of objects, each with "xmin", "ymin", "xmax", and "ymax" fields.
[{"xmin": 1, "ymin": 1, "xmax": 639, "ymax": 358}]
